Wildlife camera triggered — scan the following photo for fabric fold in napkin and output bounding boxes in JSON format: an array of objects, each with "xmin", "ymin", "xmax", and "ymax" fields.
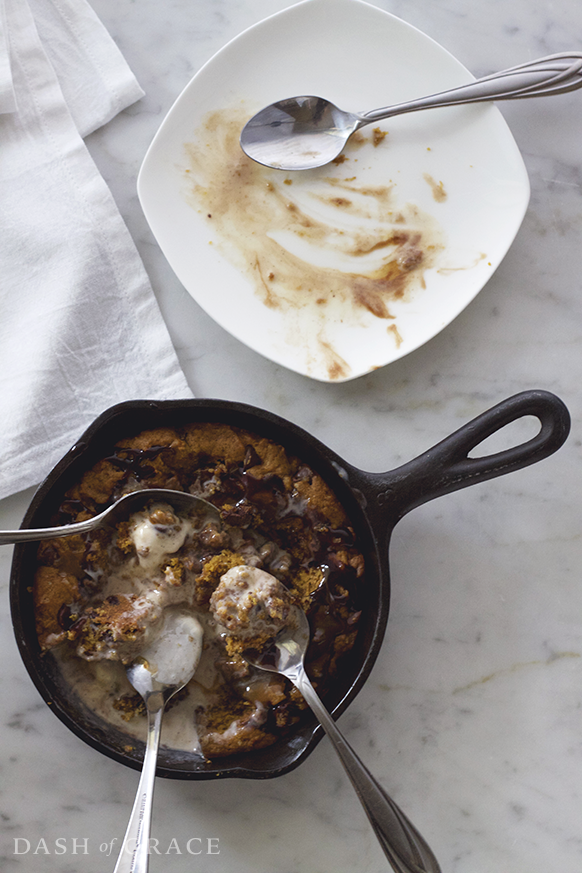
[
  {"xmin": 0, "ymin": 0, "xmax": 193, "ymax": 500},
  {"xmin": 0, "ymin": 0, "xmax": 15, "ymax": 112}
]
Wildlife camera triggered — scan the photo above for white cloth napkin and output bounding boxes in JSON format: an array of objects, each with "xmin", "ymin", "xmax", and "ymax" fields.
[{"xmin": 0, "ymin": 0, "xmax": 193, "ymax": 500}]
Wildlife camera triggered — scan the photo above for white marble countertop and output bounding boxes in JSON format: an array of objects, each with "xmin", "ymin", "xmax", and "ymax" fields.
[{"xmin": 2, "ymin": 1, "xmax": 582, "ymax": 871}]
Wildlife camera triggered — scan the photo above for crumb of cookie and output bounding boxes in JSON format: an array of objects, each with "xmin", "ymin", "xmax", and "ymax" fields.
[
  {"xmin": 149, "ymin": 507, "xmax": 178, "ymax": 526},
  {"xmin": 114, "ymin": 687, "xmax": 187, "ymax": 722},
  {"xmin": 293, "ymin": 475, "xmax": 348, "ymax": 528},
  {"xmin": 289, "ymin": 686, "xmax": 308, "ymax": 708},
  {"xmin": 223, "ymin": 635, "xmax": 246, "ymax": 657},
  {"xmin": 116, "ymin": 521, "xmax": 134, "ymax": 553},
  {"xmin": 84, "ymin": 531, "xmax": 111, "ymax": 571},
  {"xmin": 163, "ymin": 557, "xmax": 184, "ymax": 586},
  {"xmin": 113, "ymin": 694, "xmax": 146, "ymax": 721},
  {"xmin": 34, "ymin": 566, "xmax": 84, "ymax": 649},
  {"xmin": 68, "ymin": 593, "xmax": 160, "ymax": 661},
  {"xmin": 36, "ymin": 534, "xmax": 87, "ymax": 573},
  {"xmin": 200, "ymin": 725, "xmax": 277, "ymax": 757},
  {"xmin": 291, "ymin": 566, "xmax": 327, "ymax": 610},
  {"xmin": 76, "ymin": 460, "xmax": 126, "ymax": 506},
  {"xmin": 198, "ymin": 696, "xmax": 275, "ymax": 758},
  {"xmin": 329, "ymin": 630, "xmax": 359, "ymax": 674},
  {"xmin": 194, "ymin": 550, "xmax": 246, "ymax": 606},
  {"xmin": 222, "ymin": 632, "xmax": 272, "ymax": 656},
  {"xmin": 372, "ymin": 127, "xmax": 388, "ymax": 146}
]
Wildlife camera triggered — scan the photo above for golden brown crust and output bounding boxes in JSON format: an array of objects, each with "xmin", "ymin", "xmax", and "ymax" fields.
[
  {"xmin": 194, "ymin": 550, "xmax": 246, "ymax": 607},
  {"xmin": 182, "ymin": 423, "xmax": 249, "ymax": 468},
  {"xmin": 116, "ymin": 428, "xmax": 185, "ymax": 454},
  {"xmin": 242, "ymin": 439, "xmax": 293, "ymax": 489},
  {"xmin": 34, "ymin": 566, "xmax": 83, "ymax": 649},
  {"xmin": 75, "ymin": 460, "xmax": 126, "ymax": 506},
  {"xmin": 36, "ymin": 534, "xmax": 87, "ymax": 576},
  {"xmin": 294, "ymin": 475, "xmax": 348, "ymax": 528}
]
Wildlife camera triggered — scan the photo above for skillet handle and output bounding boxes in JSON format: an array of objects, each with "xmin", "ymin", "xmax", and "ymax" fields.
[{"xmin": 370, "ymin": 390, "xmax": 570, "ymax": 518}]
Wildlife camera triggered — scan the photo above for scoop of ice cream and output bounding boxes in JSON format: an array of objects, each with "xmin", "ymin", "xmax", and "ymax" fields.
[
  {"xmin": 138, "ymin": 610, "xmax": 204, "ymax": 688},
  {"xmin": 210, "ymin": 566, "xmax": 291, "ymax": 640},
  {"xmin": 128, "ymin": 504, "xmax": 192, "ymax": 571}
]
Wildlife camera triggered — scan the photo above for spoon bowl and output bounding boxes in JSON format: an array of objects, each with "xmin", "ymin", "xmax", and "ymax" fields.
[
  {"xmin": 113, "ymin": 610, "xmax": 204, "ymax": 873},
  {"xmin": 240, "ymin": 95, "xmax": 360, "ymax": 170},
  {"xmin": 245, "ymin": 605, "xmax": 442, "ymax": 873},
  {"xmin": 0, "ymin": 488, "xmax": 221, "ymax": 545},
  {"xmin": 240, "ymin": 52, "xmax": 582, "ymax": 170}
]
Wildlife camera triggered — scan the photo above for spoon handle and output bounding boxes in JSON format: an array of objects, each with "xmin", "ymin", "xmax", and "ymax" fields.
[
  {"xmin": 0, "ymin": 517, "xmax": 98, "ymax": 544},
  {"xmin": 361, "ymin": 52, "xmax": 582, "ymax": 123},
  {"xmin": 292, "ymin": 669, "xmax": 441, "ymax": 873},
  {"xmin": 113, "ymin": 698, "xmax": 164, "ymax": 873}
]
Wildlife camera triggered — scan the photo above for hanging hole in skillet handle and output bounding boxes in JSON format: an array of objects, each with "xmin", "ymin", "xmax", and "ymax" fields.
[
  {"xmin": 467, "ymin": 414, "xmax": 541, "ymax": 458},
  {"xmin": 379, "ymin": 390, "xmax": 570, "ymax": 518}
]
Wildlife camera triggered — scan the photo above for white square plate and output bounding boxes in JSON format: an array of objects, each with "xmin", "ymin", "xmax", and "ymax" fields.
[{"xmin": 138, "ymin": 0, "xmax": 529, "ymax": 382}]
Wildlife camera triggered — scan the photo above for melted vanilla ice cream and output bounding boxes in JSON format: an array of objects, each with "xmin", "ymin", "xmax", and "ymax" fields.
[
  {"xmin": 130, "ymin": 504, "xmax": 193, "ymax": 571},
  {"xmin": 72, "ymin": 504, "xmax": 198, "ymax": 663}
]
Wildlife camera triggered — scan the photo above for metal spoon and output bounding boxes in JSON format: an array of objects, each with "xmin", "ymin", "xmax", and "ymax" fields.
[
  {"xmin": 0, "ymin": 488, "xmax": 220, "ymax": 545},
  {"xmin": 244, "ymin": 605, "xmax": 442, "ymax": 873},
  {"xmin": 240, "ymin": 52, "xmax": 582, "ymax": 170},
  {"xmin": 113, "ymin": 610, "xmax": 204, "ymax": 873}
]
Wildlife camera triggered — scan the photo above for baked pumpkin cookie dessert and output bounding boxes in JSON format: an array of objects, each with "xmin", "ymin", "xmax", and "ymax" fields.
[{"xmin": 33, "ymin": 422, "xmax": 365, "ymax": 758}]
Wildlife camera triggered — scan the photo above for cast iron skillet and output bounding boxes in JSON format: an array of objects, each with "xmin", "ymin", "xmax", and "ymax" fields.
[{"xmin": 10, "ymin": 390, "xmax": 570, "ymax": 780}]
